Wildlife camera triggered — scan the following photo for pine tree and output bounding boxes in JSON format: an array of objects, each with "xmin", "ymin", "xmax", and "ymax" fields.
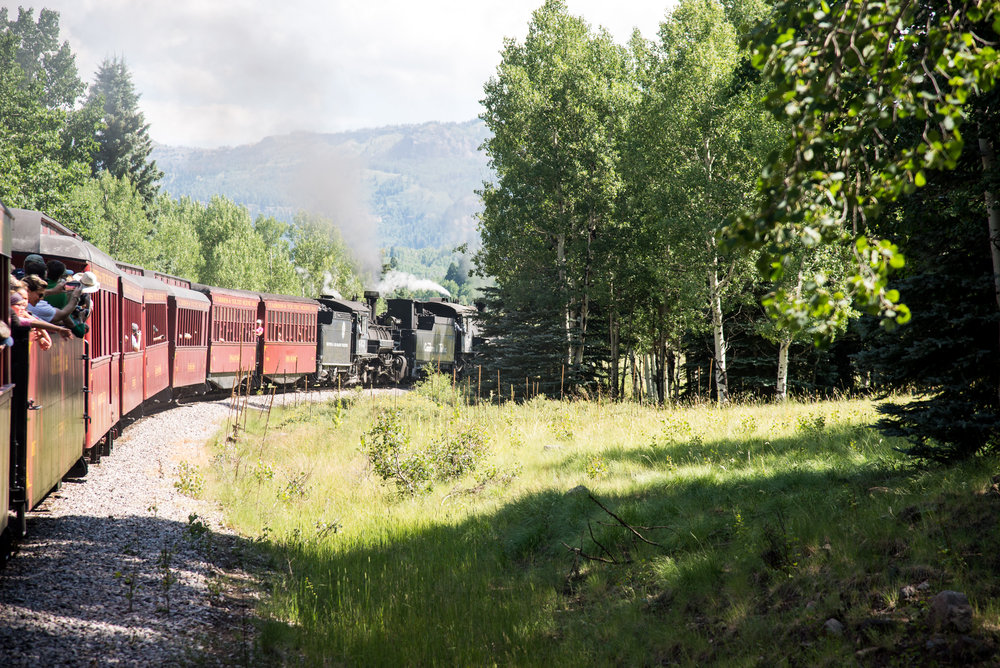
[{"xmin": 86, "ymin": 57, "xmax": 162, "ymax": 207}]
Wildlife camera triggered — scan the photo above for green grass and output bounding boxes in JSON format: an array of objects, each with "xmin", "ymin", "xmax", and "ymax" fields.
[{"xmin": 200, "ymin": 384, "xmax": 1000, "ymax": 665}]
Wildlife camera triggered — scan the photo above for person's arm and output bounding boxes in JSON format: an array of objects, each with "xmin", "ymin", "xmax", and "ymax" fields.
[
  {"xmin": 49, "ymin": 286, "xmax": 83, "ymax": 325},
  {"xmin": 43, "ymin": 278, "xmax": 67, "ymax": 297},
  {"xmin": 26, "ymin": 318, "xmax": 71, "ymax": 338}
]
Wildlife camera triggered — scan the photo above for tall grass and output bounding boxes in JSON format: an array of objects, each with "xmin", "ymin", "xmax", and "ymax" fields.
[{"xmin": 202, "ymin": 383, "xmax": 1000, "ymax": 665}]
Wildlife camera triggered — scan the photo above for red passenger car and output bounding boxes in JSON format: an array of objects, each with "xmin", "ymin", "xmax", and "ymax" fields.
[
  {"xmin": 12, "ymin": 209, "xmax": 119, "ymax": 460},
  {"xmin": 0, "ymin": 202, "xmax": 12, "ymax": 541},
  {"xmin": 193, "ymin": 284, "xmax": 261, "ymax": 389},
  {"xmin": 9, "ymin": 210, "xmax": 90, "ymax": 530},
  {"xmin": 260, "ymin": 294, "xmax": 319, "ymax": 384},
  {"xmin": 163, "ymin": 283, "xmax": 209, "ymax": 390},
  {"xmin": 119, "ymin": 272, "xmax": 145, "ymax": 417},
  {"xmin": 135, "ymin": 275, "xmax": 170, "ymax": 400}
]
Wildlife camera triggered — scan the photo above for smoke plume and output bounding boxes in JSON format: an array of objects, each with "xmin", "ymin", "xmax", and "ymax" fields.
[{"xmin": 376, "ymin": 270, "xmax": 450, "ymax": 297}]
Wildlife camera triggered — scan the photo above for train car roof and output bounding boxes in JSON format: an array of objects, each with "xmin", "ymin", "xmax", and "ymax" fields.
[
  {"xmin": 420, "ymin": 299, "xmax": 478, "ymax": 319},
  {"xmin": 162, "ymin": 282, "xmax": 210, "ymax": 309},
  {"xmin": 191, "ymin": 282, "xmax": 260, "ymax": 299},
  {"xmin": 119, "ymin": 271, "xmax": 144, "ymax": 301},
  {"xmin": 12, "ymin": 208, "xmax": 119, "ymax": 273},
  {"xmin": 132, "ymin": 273, "xmax": 170, "ymax": 301},
  {"xmin": 317, "ymin": 296, "xmax": 370, "ymax": 315},
  {"xmin": 150, "ymin": 270, "xmax": 191, "ymax": 289},
  {"xmin": 0, "ymin": 200, "xmax": 12, "ymax": 259},
  {"xmin": 259, "ymin": 292, "xmax": 320, "ymax": 307}
]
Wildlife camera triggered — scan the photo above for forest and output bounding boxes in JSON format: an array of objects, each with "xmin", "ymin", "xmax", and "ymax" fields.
[
  {"xmin": 474, "ymin": 0, "xmax": 1000, "ymax": 463},
  {"xmin": 1, "ymin": 1, "xmax": 998, "ymax": 464},
  {"xmin": 0, "ymin": 7, "xmax": 362, "ymax": 301}
]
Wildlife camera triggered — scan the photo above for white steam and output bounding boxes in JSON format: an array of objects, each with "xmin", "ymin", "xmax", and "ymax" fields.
[
  {"xmin": 320, "ymin": 272, "xmax": 343, "ymax": 299},
  {"xmin": 376, "ymin": 270, "xmax": 450, "ymax": 297}
]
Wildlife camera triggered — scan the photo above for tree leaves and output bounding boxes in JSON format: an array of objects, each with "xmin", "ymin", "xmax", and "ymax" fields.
[{"xmin": 725, "ymin": 0, "xmax": 1000, "ymax": 340}]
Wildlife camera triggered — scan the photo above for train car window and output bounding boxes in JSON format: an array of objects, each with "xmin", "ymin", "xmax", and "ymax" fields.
[
  {"xmin": 146, "ymin": 302, "xmax": 167, "ymax": 346},
  {"xmin": 123, "ymin": 297, "xmax": 142, "ymax": 351}
]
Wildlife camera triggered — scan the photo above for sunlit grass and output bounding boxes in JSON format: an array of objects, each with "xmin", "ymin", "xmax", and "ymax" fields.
[{"xmin": 201, "ymin": 384, "xmax": 1000, "ymax": 665}]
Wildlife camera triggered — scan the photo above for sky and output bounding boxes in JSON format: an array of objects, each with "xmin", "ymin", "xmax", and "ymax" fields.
[{"xmin": 29, "ymin": 1, "xmax": 673, "ymax": 148}]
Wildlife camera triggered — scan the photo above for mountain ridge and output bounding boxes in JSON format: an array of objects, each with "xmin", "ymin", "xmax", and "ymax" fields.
[{"xmin": 152, "ymin": 119, "xmax": 491, "ymax": 256}]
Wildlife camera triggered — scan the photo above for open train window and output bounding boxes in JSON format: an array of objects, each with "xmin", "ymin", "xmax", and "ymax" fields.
[
  {"xmin": 177, "ymin": 308, "xmax": 207, "ymax": 347},
  {"xmin": 145, "ymin": 302, "xmax": 167, "ymax": 347},
  {"xmin": 123, "ymin": 296, "xmax": 142, "ymax": 351}
]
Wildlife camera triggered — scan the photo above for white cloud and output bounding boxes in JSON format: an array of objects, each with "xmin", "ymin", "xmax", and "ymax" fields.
[{"xmin": 35, "ymin": 1, "xmax": 671, "ymax": 147}]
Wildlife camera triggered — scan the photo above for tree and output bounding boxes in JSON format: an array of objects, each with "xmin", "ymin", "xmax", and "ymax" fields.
[
  {"xmin": 86, "ymin": 57, "xmax": 162, "ymax": 207},
  {"xmin": 253, "ymin": 215, "xmax": 300, "ymax": 295},
  {"xmin": 290, "ymin": 212, "xmax": 363, "ymax": 300},
  {"xmin": 728, "ymin": 0, "xmax": 1000, "ymax": 456},
  {"xmin": 66, "ymin": 171, "xmax": 154, "ymax": 265},
  {"xmin": 477, "ymin": 0, "xmax": 635, "ymax": 390},
  {"xmin": 149, "ymin": 195, "xmax": 206, "ymax": 280},
  {"xmin": 196, "ymin": 196, "xmax": 271, "ymax": 291},
  {"xmin": 1, "ymin": 7, "xmax": 83, "ymax": 109},
  {"xmin": 624, "ymin": 0, "xmax": 779, "ymax": 403},
  {"xmin": 0, "ymin": 30, "xmax": 91, "ymax": 220}
]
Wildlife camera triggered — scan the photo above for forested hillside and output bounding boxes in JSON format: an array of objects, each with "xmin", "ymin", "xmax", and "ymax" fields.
[{"xmin": 153, "ymin": 120, "xmax": 491, "ymax": 251}]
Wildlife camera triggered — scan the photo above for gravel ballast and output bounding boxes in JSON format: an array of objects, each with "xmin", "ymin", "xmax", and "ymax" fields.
[{"xmin": 0, "ymin": 394, "xmax": 303, "ymax": 666}]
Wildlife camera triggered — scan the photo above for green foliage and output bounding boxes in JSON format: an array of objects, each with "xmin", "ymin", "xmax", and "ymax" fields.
[
  {"xmin": 360, "ymin": 409, "xmax": 433, "ymax": 495},
  {"xmin": 174, "ymin": 461, "xmax": 205, "ymax": 498},
  {"xmin": 66, "ymin": 171, "xmax": 154, "ymax": 265},
  {"xmin": 430, "ymin": 424, "xmax": 489, "ymax": 480},
  {"xmin": 291, "ymin": 211, "xmax": 362, "ymax": 299},
  {"xmin": 0, "ymin": 28, "xmax": 92, "ymax": 220},
  {"xmin": 1, "ymin": 7, "xmax": 84, "ymax": 109},
  {"xmin": 86, "ymin": 56, "xmax": 163, "ymax": 206},
  {"xmin": 725, "ymin": 0, "xmax": 1000, "ymax": 336},
  {"xmin": 477, "ymin": 0, "xmax": 637, "ymax": 385},
  {"xmin": 148, "ymin": 195, "xmax": 205, "ymax": 279},
  {"xmin": 413, "ymin": 370, "xmax": 467, "ymax": 407}
]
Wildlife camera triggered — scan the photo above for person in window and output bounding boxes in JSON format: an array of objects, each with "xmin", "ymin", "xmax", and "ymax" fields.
[
  {"xmin": 130, "ymin": 323, "xmax": 141, "ymax": 351},
  {"xmin": 10, "ymin": 290, "xmax": 71, "ymax": 350},
  {"xmin": 43, "ymin": 259, "xmax": 70, "ymax": 308},
  {"xmin": 23, "ymin": 275, "xmax": 82, "ymax": 326}
]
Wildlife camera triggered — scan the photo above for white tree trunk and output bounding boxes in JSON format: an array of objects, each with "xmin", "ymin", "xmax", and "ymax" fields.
[
  {"xmin": 979, "ymin": 135, "xmax": 1000, "ymax": 405},
  {"xmin": 776, "ymin": 336, "xmax": 791, "ymax": 401},
  {"xmin": 708, "ymin": 263, "xmax": 729, "ymax": 404},
  {"xmin": 556, "ymin": 232, "xmax": 572, "ymax": 365}
]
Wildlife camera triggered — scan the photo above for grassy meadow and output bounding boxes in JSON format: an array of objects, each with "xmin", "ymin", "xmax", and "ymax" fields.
[{"xmin": 199, "ymin": 378, "xmax": 1000, "ymax": 666}]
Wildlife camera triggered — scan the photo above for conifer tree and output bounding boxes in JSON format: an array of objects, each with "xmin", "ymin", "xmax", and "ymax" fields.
[{"xmin": 86, "ymin": 57, "xmax": 162, "ymax": 207}]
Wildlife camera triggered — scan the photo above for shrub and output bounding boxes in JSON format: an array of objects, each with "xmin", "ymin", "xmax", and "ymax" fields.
[
  {"xmin": 361, "ymin": 409, "xmax": 433, "ymax": 495},
  {"xmin": 431, "ymin": 424, "xmax": 490, "ymax": 480}
]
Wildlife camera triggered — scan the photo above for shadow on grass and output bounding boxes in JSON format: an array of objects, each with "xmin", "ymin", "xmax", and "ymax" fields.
[{"xmin": 253, "ymin": 430, "xmax": 1000, "ymax": 666}]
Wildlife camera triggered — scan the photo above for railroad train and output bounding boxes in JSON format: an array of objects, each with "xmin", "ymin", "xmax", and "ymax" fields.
[{"xmin": 0, "ymin": 204, "xmax": 480, "ymax": 549}]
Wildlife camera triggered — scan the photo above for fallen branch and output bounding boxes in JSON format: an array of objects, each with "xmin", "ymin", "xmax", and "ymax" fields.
[{"xmin": 588, "ymin": 492, "xmax": 663, "ymax": 548}]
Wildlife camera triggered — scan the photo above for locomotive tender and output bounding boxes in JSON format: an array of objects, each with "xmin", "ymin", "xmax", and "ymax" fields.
[{"xmin": 0, "ymin": 206, "xmax": 479, "ymax": 549}]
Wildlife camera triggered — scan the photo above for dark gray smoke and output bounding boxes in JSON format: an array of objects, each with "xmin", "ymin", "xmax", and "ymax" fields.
[{"xmin": 287, "ymin": 140, "xmax": 381, "ymax": 277}]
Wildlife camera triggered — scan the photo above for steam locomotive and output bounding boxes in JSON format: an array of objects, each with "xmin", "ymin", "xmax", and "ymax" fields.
[{"xmin": 0, "ymin": 205, "xmax": 479, "ymax": 549}]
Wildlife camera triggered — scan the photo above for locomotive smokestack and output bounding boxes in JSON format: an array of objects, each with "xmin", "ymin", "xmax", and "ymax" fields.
[{"xmin": 364, "ymin": 290, "xmax": 379, "ymax": 319}]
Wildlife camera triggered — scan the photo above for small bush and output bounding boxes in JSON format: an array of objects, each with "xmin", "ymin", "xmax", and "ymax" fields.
[
  {"xmin": 431, "ymin": 424, "xmax": 490, "ymax": 480},
  {"xmin": 414, "ymin": 370, "xmax": 467, "ymax": 406},
  {"xmin": 361, "ymin": 409, "xmax": 433, "ymax": 495},
  {"xmin": 174, "ymin": 461, "xmax": 205, "ymax": 497}
]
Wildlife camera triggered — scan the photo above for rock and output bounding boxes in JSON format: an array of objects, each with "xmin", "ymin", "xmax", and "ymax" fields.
[
  {"xmin": 543, "ymin": 444, "xmax": 561, "ymax": 450},
  {"xmin": 900, "ymin": 584, "xmax": 918, "ymax": 601},
  {"xmin": 823, "ymin": 618, "xmax": 845, "ymax": 636},
  {"xmin": 928, "ymin": 590, "xmax": 973, "ymax": 633},
  {"xmin": 916, "ymin": 580, "xmax": 931, "ymax": 591}
]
